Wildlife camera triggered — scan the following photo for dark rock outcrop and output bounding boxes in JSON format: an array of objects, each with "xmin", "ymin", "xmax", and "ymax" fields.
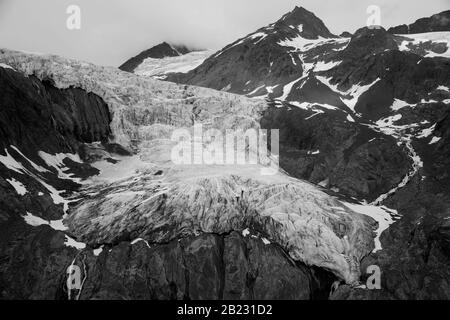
[
  {"xmin": 340, "ymin": 27, "xmax": 398, "ymax": 60},
  {"xmin": 75, "ymin": 232, "xmax": 333, "ymax": 300},
  {"xmin": 0, "ymin": 66, "xmax": 111, "ymax": 154},
  {"xmin": 260, "ymin": 104, "xmax": 411, "ymax": 200}
]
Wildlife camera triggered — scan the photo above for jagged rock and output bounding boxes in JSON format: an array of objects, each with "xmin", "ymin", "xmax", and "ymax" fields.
[
  {"xmin": 0, "ymin": 220, "xmax": 77, "ymax": 299},
  {"xmin": 340, "ymin": 27, "xmax": 398, "ymax": 60}
]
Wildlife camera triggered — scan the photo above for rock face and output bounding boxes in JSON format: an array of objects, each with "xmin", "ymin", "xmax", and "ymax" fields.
[
  {"xmin": 432, "ymin": 109, "xmax": 450, "ymax": 186},
  {"xmin": 119, "ymin": 42, "xmax": 193, "ymax": 72},
  {"xmin": 388, "ymin": 10, "xmax": 450, "ymax": 34},
  {"xmin": 340, "ymin": 27, "xmax": 398, "ymax": 60},
  {"xmin": 0, "ymin": 64, "xmax": 112, "ymax": 299},
  {"xmin": 0, "ymin": 67, "xmax": 111, "ymax": 153},
  {"xmin": 260, "ymin": 104, "xmax": 411, "ymax": 201},
  {"xmin": 75, "ymin": 232, "xmax": 326, "ymax": 300}
]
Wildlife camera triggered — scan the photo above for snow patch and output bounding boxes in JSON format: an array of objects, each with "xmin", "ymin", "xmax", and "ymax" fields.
[
  {"xmin": 0, "ymin": 148, "xmax": 28, "ymax": 174},
  {"xmin": 64, "ymin": 235, "xmax": 86, "ymax": 250},
  {"xmin": 10, "ymin": 146, "xmax": 48, "ymax": 172},
  {"xmin": 93, "ymin": 246, "xmax": 104, "ymax": 256},
  {"xmin": 397, "ymin": 31, "xmax": 450, "ymax": 58},
  {"xmin": 22, "ymin": 211, "xmax": 68, "ymax": 231},
  {"xmin": 342, "ymin": 202, "xmax": 399, "ymax": 252},
  {"xmin": 6, "ymin": 178, "xmax": 27, "ymax": 195},
  {"xmin": 341, "ymin": 78, "xmax": 381, "ymax": 113},
  {"xmin": 417, "ymin": 124, "xmax": 436, "ymax": 138},
  {"xmin": 134, "ymin": 51, "xmax": 213, "ymax": 79},
  {"xmin": 429, "ymin": 136, "xmax": 441, "ymax": 144},
  {"xmin": 316, "ymin": 76, "xmax": 380, "ymax": 113},
  {"xmin": 38, "ymin": 151, "xmax": 83, "ymax": 183},
  {"xmin": 437, "ymin": 85, "xmax": 449, "ymax": 92},
  {"xmin": 314, "ymin": 60, "xmax": 342, "ymax": 72},
  {"xmin": 391, "ymin": 98, "xmax": 416, "ymax": 111}
]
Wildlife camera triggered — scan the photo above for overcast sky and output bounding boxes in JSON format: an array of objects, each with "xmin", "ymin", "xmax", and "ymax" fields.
[{"xmin": 0, "ymin": 0, "xmax": 448, "ymax": 66}]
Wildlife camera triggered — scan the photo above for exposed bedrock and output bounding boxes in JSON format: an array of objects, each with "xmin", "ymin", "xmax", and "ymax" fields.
[
  {"xmin": 0, "ymin": 223, "xmax": 336, "ymax": 300},
  {"xmin": 0, "ymin": 67, "xmax": 111, "ymax": 154},
  {"xmin": 260, "ymin": 105, "xmax": 411, "ymax": 201}
]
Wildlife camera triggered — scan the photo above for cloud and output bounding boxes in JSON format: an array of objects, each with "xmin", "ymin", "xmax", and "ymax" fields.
[{"xmin": 0, "ymin": 0, "xmax": 448, "ymax": 66}]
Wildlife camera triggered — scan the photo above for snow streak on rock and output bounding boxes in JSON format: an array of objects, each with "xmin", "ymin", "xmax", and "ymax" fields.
[{"xmin": 369, "ymin": 114, "xmax": 424, "ymax": 205}]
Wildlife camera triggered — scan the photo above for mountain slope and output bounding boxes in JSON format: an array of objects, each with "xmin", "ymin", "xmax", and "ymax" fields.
[
  {"xmin": 119, "ymin": 42, "xmax": 193, "ymax": 72},
  {"xmin": 168, "ymin": 6, "xmax": 344, "ymax": 98}
]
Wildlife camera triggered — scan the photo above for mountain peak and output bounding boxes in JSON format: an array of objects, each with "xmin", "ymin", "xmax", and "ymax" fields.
[
  {"xmin": 292, "ymin": 6, "xmax": 309, "ymax": 13},
  {"xmin": 119, "ymin": 42, "xmax": 193, "ymax": 72},
  {"xmin": 276, "ymin": 6, "xmax": 336, "ymax": 39}
]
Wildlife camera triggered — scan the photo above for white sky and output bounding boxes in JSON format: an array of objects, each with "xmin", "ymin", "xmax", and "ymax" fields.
[{"xmin": 0, "ymin": 0, "xmax": 448, "ymax": 66}]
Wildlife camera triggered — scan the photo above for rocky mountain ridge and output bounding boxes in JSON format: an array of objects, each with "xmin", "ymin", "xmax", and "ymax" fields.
[{"xmin": 388, "ymin": 10, "xmax": 450, "ymax": 34}]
